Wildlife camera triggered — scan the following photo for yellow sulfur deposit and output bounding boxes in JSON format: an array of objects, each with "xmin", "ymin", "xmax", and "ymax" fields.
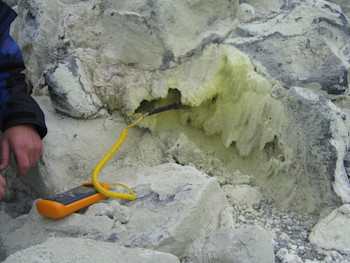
[{"xmin": 143, "ymin": 45, "xmax": 287, "ymax": 157}]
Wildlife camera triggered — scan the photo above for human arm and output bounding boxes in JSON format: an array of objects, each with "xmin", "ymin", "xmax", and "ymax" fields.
[
  {"xmin": 0, "ymin": 40, "xmax": 47, "ymax": 179},
  {"xmin": 0, "ymin": 2, "xmax": 47, "ymax": 200}
]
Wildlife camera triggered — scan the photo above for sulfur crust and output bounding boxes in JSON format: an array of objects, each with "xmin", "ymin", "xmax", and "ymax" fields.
[{"xmin": 142, "ymin": 44, "xmax": 288, "ymax": 157}]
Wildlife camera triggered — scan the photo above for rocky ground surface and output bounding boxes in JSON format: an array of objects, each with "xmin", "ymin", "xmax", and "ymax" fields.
[
  {"xmin": 2, "ymin": 191, "xmax": 350, "ymax": 263},
  {"xmin": 230, "ymin": 199, "xmax": 350, "ymax": 263},
  {"xmin": 226, "ymin": 147, "xmax": 350, "ymax": 263},
  {"xmin": 2, "ymin": 158, "xmax": 350, "ymax": 263}
]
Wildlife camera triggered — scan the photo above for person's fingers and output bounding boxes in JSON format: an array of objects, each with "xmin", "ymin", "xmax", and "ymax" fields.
[
  {"xmin": 0, "ymin": 136, "xmax": 10, "ymax": 171},
  {"xmin": 15, "ymin": 151, "xmax": 31, "ymax": 178},
  {"xmin": 2, "ymin": 125, "xmax": 43, "ymax": 177},
  {"xmin": 0, "ymin": 174, "xmax": 6, "ymax": 200}
]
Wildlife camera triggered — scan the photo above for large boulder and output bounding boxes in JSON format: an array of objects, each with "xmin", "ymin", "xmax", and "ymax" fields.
[
  {"xmin": 1, "ymin": 163, "xmax": 229, "ymax": 261},
  {"xmin": 263, "ymin": 86, "xmax": 350, "ymax": 210},
  {"xmin": 309, "ymin": 204, "xmax": 350, "ymax": 251},
  {"xmin": 228, "ymin": 1, "xmax": 350, "ymax": 97},
  {"xmin": 12, "ymin": 0, "xmax": 239, "ymax": 88}
]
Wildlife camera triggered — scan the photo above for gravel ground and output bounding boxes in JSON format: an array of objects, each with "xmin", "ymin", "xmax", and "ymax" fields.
[
  {"xmin": 230, "ymin": 198, "xmax": 350, "ymax": 263},
  {"xmin": 230, "ymin": 145, "xmax": 350, "ymax": 263}
]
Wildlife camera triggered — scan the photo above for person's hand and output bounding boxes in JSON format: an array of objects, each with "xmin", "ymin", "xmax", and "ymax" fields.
[
  {"xmin": 0, "ymin": 174, "xmax": 5, "ymax": 199},
  {"xmin": 0, "ymin": 124, "xmax": 43, "ymax": 178}
]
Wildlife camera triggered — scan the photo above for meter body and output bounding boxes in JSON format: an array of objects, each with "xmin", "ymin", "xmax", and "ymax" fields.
[{"xmin": 36, "ymin": 182, "xmax": 109, "ymax": 219}]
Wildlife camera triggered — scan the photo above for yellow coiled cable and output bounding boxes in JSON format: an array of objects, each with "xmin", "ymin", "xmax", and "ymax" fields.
[
  {"xmin": 91, "ymin": 116, "xmax": 144, "ymax": 200},
  {"xmin": 91, "ymin": 102, "xmax": 182, "ymax": 201}
]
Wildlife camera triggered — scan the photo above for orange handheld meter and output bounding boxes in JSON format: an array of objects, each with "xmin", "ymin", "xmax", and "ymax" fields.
[{"xmin": 36, "ymin": 182, "xmax": 109, "ymax": 219}]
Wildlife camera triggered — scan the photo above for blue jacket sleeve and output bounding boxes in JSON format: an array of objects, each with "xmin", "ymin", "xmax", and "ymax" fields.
[{"xmin": 0, "ymin": 4, "xmax": 47, "ymax": 139}]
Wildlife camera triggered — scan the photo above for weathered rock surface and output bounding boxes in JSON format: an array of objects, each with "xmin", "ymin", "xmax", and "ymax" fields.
[
  {"xmin": 13, "ymin": 0, "xmax": 62, "ymax": 87},
  {"xmin": 236, "ymin": 3, "xmax": 256, "ymax": 23},
  {"xmin": 309, "ymin": 204, "xmax": 350, "ymax": 251},
  {"xmin": 12, "ymin": 0, "xmax": 239, "ymax": 87},
  {"xmin": 263, "ymin": 86, "xmax": 350, "ymax": 210},
  {"xmin": 45, "ymin": 56, "xmax": 106, "ymax": 118},
  {"xmin": 228, "ymin": 1, "xmax": 350, "ymax": 97},
  {"xmin": 3, "ymin": 237, "xmax": 180, "ymax": 263},
  {"xmin": 201, "ymin": 227, "xmax": 275, "ymax": 263},
  {"xmin": 1, "ymin": 0, "xmax": 350, "ymax": 262}
]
